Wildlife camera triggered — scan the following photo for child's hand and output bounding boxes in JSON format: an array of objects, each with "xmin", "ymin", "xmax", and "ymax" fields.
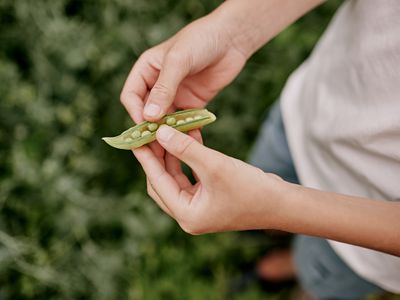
[
  {"xmin": 133, "ymin": 125, "xmax": 283, "ymax": 234},
  {"xmin": 132, "ymin": 124, "xmax": 400, "ymax": 256},
  {"xmin": 120, "ymin": 14, "xmax": 247, "ymax": 124}
]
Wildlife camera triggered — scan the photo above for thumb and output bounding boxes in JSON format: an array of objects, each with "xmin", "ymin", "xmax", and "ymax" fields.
[
  {"xmin": 156, "ymin": 125, "xmax": 211, "ymax": 172},
  {"xmin": 144, "ymin": 53, "xmax": 190, "ymax": 120}
]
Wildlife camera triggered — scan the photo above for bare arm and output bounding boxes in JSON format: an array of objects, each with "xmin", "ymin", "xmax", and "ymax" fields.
[
  {"xmin": 270, "ymin": 182, "xmax": 400, "ymax": 256},
  {"xmin": 133, "ymin": 126, "xmax": 400, "ymax": 257},
  {"xmin": 120, "ymin": 0, "xmax": 400, "ymax": 257}
]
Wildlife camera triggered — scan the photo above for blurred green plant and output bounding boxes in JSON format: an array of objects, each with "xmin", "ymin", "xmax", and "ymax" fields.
[{"xmin": 0, "ymin": 0, "xmax": 340, "ymax": 299}]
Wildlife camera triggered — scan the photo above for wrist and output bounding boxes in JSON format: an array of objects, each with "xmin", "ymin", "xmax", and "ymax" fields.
[
  {"xmin": 259, "ymin": 173, "xmax": 292, "ymax": 230},
  {"xmin": 210, "ymin": 1, "xmax": 262, "ymax": 59},
  {"xmin": 240, "ymin": 171, "xmax": 291, "ymax": 231},
  {"xmin": 210, "ymin": 0, "xmax": 324, "ymax": 59}
]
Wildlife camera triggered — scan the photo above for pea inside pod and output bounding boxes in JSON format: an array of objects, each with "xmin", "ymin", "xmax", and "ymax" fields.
[{"xmin": 102, "ymin": 108, "xmax": 217, "ymax": 150}]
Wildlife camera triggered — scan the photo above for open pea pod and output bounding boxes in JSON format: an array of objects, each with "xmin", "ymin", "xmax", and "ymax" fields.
[{"xmin": 102, "ymin": 108, "xmax": 217, "ymax": 150}]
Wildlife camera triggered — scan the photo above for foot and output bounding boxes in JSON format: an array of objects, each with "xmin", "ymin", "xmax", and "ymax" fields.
[{"xmin": 256, "ymin": 248, "xmax": 296, "ymax": 282}]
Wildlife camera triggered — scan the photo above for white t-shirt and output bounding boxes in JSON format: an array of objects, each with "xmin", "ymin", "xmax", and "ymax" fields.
[{"xmin": 281, "ymin": 0, "xmax": 400, "ymax": 293}]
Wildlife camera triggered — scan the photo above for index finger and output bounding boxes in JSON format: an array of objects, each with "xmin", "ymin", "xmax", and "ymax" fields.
[
  {"xmin": 120, "ymin": 52, "xmax": 159, "ymax": 123},
  {"xmin": 132, "ymin": 146, "xmax": 191, "ymax": 216}
]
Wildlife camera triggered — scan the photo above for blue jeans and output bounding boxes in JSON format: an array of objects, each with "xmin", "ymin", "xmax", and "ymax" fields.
[{"xmin": 248, "ymin": 101, "xmax": 384, "ymax": 299}]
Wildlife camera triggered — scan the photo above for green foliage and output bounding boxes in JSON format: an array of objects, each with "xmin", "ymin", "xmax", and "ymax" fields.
[{"xmin": 0, "ymin": 0, "xmax": 340, "ymax": 299}]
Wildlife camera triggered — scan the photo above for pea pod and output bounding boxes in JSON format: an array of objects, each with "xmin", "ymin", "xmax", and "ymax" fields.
[{"xmin": 102, "ymin": 108, "xmax": 216, "ymax": 150}]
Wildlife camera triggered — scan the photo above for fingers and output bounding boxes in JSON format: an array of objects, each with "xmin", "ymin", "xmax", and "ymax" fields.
[
  {"xmin": 165, "ymin": 152, "xmax": 193, "ymax": 190},
  {"xmin": 137, "ymin": 142, "xmax": 188, "ymax": 217},
  {"xmin": 188, "ymin": 129, "xmax": 203, "ymax": 144},
  {"xmin": 143, "ymin": 52, "xmax": 191, "ymax": 121},
  {"xmin": 148, "ymin": 140, "xmax": 165, "ymax": 163},
  {"xmin": 146, "ymin": 177, "xmax": 173, "ymax": 217},
  {"xmin": 132, "ymin": 146, "xmax": 189, "ymax": 215},
  {"xmin": 148, "ymin": 137, "xmax": 193, "ymax": 190},
  {"xmin": 120, "ymin": 52, "xmax": 159, "ymax": 124},
  {"xmin": 156, "ymin": 125, "xmax": 215, "ymax": 175},
  {"xmin": 188, "ymin": 129, "xmax": 203, "ymax": 182},
  {"xmin": 121, "ymin": 48, "xmax": 192, "ymax": 123},
  {"xmin": 164, "ymin": 129, "xmax": 203, "ymax": 190}
]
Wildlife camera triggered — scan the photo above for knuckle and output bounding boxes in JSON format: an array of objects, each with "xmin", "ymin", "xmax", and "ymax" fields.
[
  {"xmin": 175, "ymin": 136, "xmax": 196, "ymax": 157},
  {"xmin": 120, "ymin": 91, "xmax": 128, "ymax": 105},
  {"xmin": 139, "ymin": 49, "xmax": 153, "ymax": 61},
  {"xmin": 179, "ymin": 222, "xmax": 202, "ymax": 236},
  {"xmin": 150, "ymin": 82, "xmax": 171, "ymax": 99}
]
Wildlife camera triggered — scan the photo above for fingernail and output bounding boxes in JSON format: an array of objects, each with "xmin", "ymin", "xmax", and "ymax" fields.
[
  {"xmin": 157, "ymin": 125, "xmax": 174, "ymax": 142},
  {"xmin": 144, "ymin": 103, "xmax": 161, "ymax": 117}
]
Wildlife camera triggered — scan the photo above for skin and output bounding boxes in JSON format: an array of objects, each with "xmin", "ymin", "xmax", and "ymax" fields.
[{"xmin": 121, "ymin": 0, "xmax": 400, "ymax": 257}]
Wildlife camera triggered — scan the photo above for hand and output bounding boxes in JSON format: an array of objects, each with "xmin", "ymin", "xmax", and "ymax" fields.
[
  {"xmin": 133, "ymin": 126, "xmax": 400, "ymax": 256},
  {"xmin": 120, "ymin": 0, "xmax": 323, "ymax": 124},
  {"xmin": 120, "ymin": 14, "xmax": 247, "ymax": 124},
  {"xmin": 133, "ymin": 125, "xmax": 283, "ymax": 234}
]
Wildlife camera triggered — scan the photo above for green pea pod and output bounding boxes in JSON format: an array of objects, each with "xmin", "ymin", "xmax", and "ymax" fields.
[{"xmin": 102, "ymin": 108, "xmax": 217, "ymax": 150}]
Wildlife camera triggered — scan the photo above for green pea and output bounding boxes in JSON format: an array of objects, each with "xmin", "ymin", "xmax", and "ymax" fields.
[
  {"xmin": 166, "ymin": 117, "xmax": 176, "ymax": 126},
  {"xmin": 148, "ymin": 123, "xmax": 158, "ymax": 131},
  {"xmin": 141, "ymin": 130, "xmax": 151, "ymax": 137},
  {"xmin": 131, "ymin": 130, "xmax": 141, "ymax": 139},
  {"xmin": 102, "ymin": 108, "xmax": 217, "ymax": 150}
]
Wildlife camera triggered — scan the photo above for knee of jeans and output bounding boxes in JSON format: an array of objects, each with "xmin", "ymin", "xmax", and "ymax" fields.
[
  {"xmin": 294, "ymin": 236, "xmax": 326, "ymax": 289},
  {"xmin": 293, "ymin": 236, "xmax": 385, "ymax": 300},
  {"xmin": 293, "ymin": 235, "xmax": 343, "ymax": 299}
]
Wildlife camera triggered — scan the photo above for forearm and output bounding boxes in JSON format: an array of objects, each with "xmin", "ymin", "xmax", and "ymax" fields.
[
  {"xmin": 211, "ymin": 0, "xmax": 324, "ymax": 58},
  {"xmin": 266, "ymin": 179, "xmax": 400, "ymax": 256}
]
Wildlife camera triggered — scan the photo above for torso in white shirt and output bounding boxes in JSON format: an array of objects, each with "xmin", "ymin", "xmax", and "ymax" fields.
[{"xmin": 281, "ymin": 0, "xmax": 400, "ymax": 292}]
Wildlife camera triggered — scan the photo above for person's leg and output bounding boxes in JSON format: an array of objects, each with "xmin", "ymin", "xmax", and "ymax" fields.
[{"xmin": 294, "ymin": 235, "xmax": 385, "ymax": 299}]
